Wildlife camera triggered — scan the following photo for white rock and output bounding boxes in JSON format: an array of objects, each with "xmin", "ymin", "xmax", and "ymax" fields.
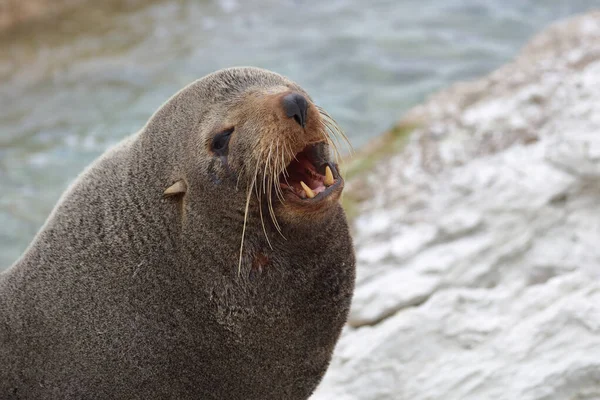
[
  {"xmin": 437, "ymin": 210, "xmax": 482, "ymax": 238},
  {"xmin": 315, "ymin": 274, "xmax": 600, "ymax": 400},
  {"xmin": 348, "ymin": 268, "xmax": 439, "ymax": 327},
  {"xmin": 313, "ymin": 12, "xmax": 600, "ymax": 400},
  {"xmin": 389, "ymin": 224, "xmax": 438, "ymax": 260}
]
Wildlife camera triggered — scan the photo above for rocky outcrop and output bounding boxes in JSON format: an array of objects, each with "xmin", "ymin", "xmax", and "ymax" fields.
[{"xmin": 313, "ymin": 12, "xmax": 600, "ymax": 400}]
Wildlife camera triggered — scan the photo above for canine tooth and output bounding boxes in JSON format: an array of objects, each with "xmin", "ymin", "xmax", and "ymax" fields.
[
  {"xmin": 324, "ymin": 166, "xmax": 334, "ymax": 186},
  {"xmin": 300, "ymin": 181, "xmax": 315, "ymax": 199}
]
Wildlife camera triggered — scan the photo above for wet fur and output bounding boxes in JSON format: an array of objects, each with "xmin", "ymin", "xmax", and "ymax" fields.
[{"xmin": 0, "ymin": 68, "xmax": 355, "ymax": 399}]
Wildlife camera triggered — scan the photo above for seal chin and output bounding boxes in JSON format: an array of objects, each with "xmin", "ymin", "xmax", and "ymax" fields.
[{"xmin": 279, "ymin": 142, "xmax": 344, "ymax": 208}]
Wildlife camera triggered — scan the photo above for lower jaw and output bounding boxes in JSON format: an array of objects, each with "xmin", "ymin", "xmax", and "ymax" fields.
[{"xmin": 280, "ymin": 182, "xmax": 344, "ymax": 211}]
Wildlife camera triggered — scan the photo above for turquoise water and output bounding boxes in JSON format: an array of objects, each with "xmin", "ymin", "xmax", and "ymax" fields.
[{"xmin": 0, "ymin": 0, "xmax": 597, "ymax": 269}]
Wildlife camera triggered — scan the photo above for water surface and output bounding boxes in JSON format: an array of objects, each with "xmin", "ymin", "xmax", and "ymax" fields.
[{"xmin": 1, "ymin": 0, "xmax": 597, "ymax": 268}]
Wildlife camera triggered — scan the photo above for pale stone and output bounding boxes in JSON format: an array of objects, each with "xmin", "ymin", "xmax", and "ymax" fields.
[{"xmin": 313, "ymin": 12, "xmax": 600, "ymax": 400}]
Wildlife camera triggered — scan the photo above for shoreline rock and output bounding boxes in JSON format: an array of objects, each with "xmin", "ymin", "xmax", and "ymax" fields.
[{"xmin": 314, "ymin": 11, "xmax": 600, "ymax": 399}]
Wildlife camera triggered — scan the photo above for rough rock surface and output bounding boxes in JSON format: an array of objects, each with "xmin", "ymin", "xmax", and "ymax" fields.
[{"xmin": 313, "ymin": 12, "xmax": 600, "ymax": 400}]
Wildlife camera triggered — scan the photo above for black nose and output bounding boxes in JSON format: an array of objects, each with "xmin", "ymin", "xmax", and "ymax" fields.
[{"xmin": 282, "ymin": 92, "xmax": 308, "ymax": 128}]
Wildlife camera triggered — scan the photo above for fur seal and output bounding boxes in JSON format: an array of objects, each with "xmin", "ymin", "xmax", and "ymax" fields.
[{"xmin": 0, "ymin": 67, "xmax": 355, "ymax": 399}]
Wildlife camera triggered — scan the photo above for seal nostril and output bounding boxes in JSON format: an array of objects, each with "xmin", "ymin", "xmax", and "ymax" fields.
[
  {"xmin": 282, "ymin": 92, "xmax": 308, "ymax": 128},
  {"xmin": 293, "ymin": 114, "xmax": 302, "ymax": 127}
]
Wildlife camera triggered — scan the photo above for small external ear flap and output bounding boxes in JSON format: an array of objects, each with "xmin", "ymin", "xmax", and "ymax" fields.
[{"xmin": 163, "ymin": 180, "xmax": 187, "ymax": 197}]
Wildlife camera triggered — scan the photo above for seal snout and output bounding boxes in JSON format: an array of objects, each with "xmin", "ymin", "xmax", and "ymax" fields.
[{"xmin": 282, "ymin": 92, "xmax": 308, "ymax": 128}]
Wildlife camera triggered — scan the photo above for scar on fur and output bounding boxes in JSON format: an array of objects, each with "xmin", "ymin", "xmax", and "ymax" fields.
[{"xmin": 251, "ymin": 252, "xmax": 270, "ymax": 275}]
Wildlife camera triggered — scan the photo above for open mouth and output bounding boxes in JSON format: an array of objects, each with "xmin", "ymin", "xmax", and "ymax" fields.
[{"xmin": 279, "ymin": 142, "xmax": 342, "ymax": 201}]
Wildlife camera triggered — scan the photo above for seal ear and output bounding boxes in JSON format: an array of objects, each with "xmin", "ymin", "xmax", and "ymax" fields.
[{"xmin": 164, "ymin": 180, "xmax": 187, "ymax": 197}]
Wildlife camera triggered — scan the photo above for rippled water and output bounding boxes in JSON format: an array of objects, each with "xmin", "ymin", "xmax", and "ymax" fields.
[{"xmin": 1, "ymin": 0, "xmax": 597, "ymax": 269}]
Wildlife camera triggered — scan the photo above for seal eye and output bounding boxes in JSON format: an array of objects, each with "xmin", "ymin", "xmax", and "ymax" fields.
[{"xmin": 212, "ymin": 127, "xmax": 234, "ymax": 155}]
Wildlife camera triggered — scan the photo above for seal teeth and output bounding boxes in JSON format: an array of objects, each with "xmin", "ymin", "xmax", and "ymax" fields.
[
  {"xmin": 324, "ymin": 166, "xmax": 334, "ymax": 187},
  {"xmin": 300, "ymin": 181, "xmax": 315, "ymax": 199}
]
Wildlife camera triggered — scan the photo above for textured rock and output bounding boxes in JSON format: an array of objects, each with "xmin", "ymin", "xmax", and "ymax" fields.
[
  {"xmin": 319, "ymin": 273, "xmax": 600, "ymax": 400},
  {"xmin": 314, "ymin": 12, "xmax": 600, "ymax": 400}
]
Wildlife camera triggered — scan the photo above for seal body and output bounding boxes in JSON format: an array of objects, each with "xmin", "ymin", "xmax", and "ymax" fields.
[{"xmin": 0, "ymin": 67, "xmax": 355, "ymax": 399}]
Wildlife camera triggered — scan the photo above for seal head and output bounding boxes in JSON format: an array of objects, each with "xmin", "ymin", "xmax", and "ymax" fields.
[{"xmin": 159, "ymin": 68, "xmax": 348, "ymax": 228}]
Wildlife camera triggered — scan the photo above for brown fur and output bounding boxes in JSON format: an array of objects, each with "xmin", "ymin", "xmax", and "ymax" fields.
[{"xmin": 0, "ymin": 67, "xmax": 355, "ymax": 399}]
